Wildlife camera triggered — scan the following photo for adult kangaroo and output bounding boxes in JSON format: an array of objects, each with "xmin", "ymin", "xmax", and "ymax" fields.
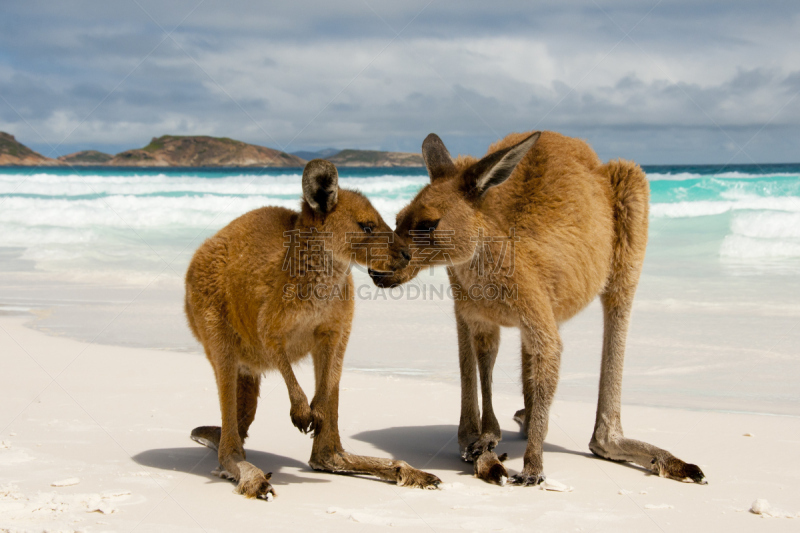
[
  {"xmin": 185, "ymin": 160, "xmax": 441, "ymax": 500},
  {"xmin": 371, "ymin": 131, "xmax": 706, "ymax": 486}
]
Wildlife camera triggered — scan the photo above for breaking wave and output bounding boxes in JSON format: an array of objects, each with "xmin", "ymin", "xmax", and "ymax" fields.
[{"xmin": 1, "ymin": 165, "xmax": 799, "ymax": 271}]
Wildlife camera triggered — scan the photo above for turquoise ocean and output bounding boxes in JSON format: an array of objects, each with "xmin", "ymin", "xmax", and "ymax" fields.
[
  {"xmin": 1, "ymin": 164, "xmax": 799, "ymax": 416},
  {"xmin": 2, "ymin": 164, "xmax": 800, "ymax": 274}
]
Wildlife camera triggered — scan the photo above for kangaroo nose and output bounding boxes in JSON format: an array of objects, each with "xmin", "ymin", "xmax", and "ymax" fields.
[{"xmin": 401, "ymin": 249, "xmax": 411, "ymax": 262}]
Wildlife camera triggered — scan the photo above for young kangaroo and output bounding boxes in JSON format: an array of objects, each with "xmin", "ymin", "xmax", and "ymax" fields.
[
  {"xmin": 185, "ymin": 160, "xmax": 441, "ymax": 499},
  {"xmin": 372, "ymin": 131, "xmax": 706, "ymax": 486}
]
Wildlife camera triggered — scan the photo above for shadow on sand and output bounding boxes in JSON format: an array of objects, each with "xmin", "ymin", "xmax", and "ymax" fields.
[
  {"xmin": 131, "ymin": 445, "xmax": 330, "ymax": 487},
  {"xmin": 351, "ymin": 423, "xmax": 655, "ymax": 478},
  {"xmin": 349, "ymin": 423, "xmax": 598, "ymax": 476},
  {"xmin": 133, "ymin": 423, "xmax": 649, "ymax": 488}
]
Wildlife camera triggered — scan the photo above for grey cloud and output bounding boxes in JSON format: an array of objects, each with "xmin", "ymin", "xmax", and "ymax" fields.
[{"xmin": 0, "ymin": 0, "xmax": 798, "ymax": 163}]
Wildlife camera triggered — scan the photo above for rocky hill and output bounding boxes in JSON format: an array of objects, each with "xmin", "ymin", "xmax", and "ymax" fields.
[
  {"xmin": 0, "ymin": 132, "xmax": 61, "ymax": 166},
  {"xmin": 326, "ymin": 149, "xmax": 423, "ymax": 167},
  {"xmin": 108, "ymin": 135, "xmax": 305, "ymax": 167},
  {"xmin": 0, "ymin": 132, "xmax": 425, "ymax": 168},
  {"xmin": 58, "ymin": 150, "xmax": 113, "ymax": 165}
]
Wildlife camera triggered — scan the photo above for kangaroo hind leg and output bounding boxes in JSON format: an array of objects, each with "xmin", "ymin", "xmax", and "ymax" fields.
[
  {"xmin": 590, "ymin": 288, "xmax": 705, "ymax": 483},
  {"xmin": 590, "ymin": 158, "xmax": 705, "ymax": 484},
  {"xmin": 308, "ymin": 323, "xmax": 441, "ymax": 489},
  {"xmin": 192, "ymin": 368, "xmax": 262, "ymax": 451},
  {"xmin": 198, "ymin": 350, "xmax": 274, "ymax": 500}
]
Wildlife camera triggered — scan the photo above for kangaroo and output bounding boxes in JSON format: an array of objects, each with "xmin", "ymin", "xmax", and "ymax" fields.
[
  {"xmin": 371, "ymin": 131, "xmax": 707, "ymax": 486},
  {"xmin": 185, "ymin": 159, "xmax": 441, "ymax": 499}
]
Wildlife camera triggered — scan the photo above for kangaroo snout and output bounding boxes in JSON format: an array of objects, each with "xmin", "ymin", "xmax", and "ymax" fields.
[
  {"xmin": 368, "ymin": 245, "xmax": 410, "ymax": 288},
  {"xmin": 368, "ymin": 268, "xmax": 401, "ymax": 288}
]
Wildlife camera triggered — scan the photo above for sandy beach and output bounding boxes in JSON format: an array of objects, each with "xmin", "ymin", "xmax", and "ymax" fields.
[
  {"xmin": 2, "ymin": 313, "xmax": 799, "ymax": 532},
  {"xmin": 3, "ymin": 1, "xmax": 800, "ymax": 530}
]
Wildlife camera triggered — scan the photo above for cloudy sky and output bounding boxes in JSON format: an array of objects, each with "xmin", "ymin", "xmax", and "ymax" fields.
[{"xmin": 1, "ymin": 0, "xmax": 798, "ymax": 164}]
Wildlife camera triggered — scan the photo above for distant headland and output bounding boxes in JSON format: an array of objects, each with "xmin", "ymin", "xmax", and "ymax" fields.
[{"xmin": 0, "ymin": 132, "xmax": 424, "ymax": 168}]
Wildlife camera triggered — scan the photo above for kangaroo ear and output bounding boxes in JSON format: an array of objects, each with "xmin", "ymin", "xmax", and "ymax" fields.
[
  {"xmin": 463, "ymin": 132, "xmax": 540, "ymax": 196},
  {"xmin": 422, "ymin": 133, "xmax": 456, "ymax": 183},
  {"xmin": 302, "ymin": 159, "xmax": 339, "ymax": 214}
]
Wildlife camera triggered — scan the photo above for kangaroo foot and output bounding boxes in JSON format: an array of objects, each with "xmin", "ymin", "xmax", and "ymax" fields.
[
  {"xmin": 290, "ymin": 399, "xmax": 313, "ymax": 435},
  {"xmin": 213, "ymin": 462, "xmax": 275, "ymax": 501},
  {"xmin": 510, "ymin": 469, "xmax": 545, "ymax": 486},
  {"xmin": 590, "ymin": 437, "xmax": 707, "ymax": 484},
  {"xmin": 465, "ymin": 433, "xmax": 500, "ymax": 461},
  {"xmin": 397, "ymin": 464, "xmax": 442, "ymax": 489},
  {"xmin": 310, "ymin": 451, "xmax": 441, "ymax": 489},
  {"xmin": 474, "ymin": 451, "xmax": 508, "ymax": 486},
  {"xmin": 651, "ymin": 455, "xmax": 707, "ymax": 484},
  {"xmin": 458, "ymin": 432, "xmax": 480, "ymax": 461},
  {"xmin": 191, "ymin": 426, "xmax": 221, "ymax": 451}
]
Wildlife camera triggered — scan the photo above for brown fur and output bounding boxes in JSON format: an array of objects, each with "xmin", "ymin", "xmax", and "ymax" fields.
[
  {"xmin": 474, "ymin": 451, "xmax": 508, "ymax": 486},
  {"xmin": 375, "ymin": 132, "xmax": 706, "ymax": 486},
  {"xmin": 185, "ymin": 160, "xmax": 440, "ymax": 499}
]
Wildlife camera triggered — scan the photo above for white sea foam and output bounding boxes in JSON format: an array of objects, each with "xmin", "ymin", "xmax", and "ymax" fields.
[
  {"xmin": 0, "ymin": 172, "xmax": 427, "ymax": 197},
  {"xmin": 648, "ymin": 171, "xmax": 800, "ymax": 181},
  {"xmin": 648, "ymin": 172, "xmax": 710, "ymax": 181},
  {"xmin": 730, "ymin": 212, "xmax": 800, "ymax": 239},
  {"xmin": 0, "ymin": 195, "xmax": 291, "ymax": 229},
  {"xmin": 0, "ymin": 194, "xmax": 411, "ymax": 234},
  {"xmin": 650, "ymin": 196, "xmax": 800, "ymax": 218},
  {"xmin": 716, "ymin": 210, "xmax": 800, "ymax": 259},
  {"xmin": 0, "ymin": 182, "xmax": 415, "ymax": 275},
  {"xmin": 720, "ymin": 234, "xmax": 800, "ymax": 259}
]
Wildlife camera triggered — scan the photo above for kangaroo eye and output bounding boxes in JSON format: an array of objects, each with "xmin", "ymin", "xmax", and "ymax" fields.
[
  {"xmin": 415, "ymin": 219, "xmax": 440, "ymax": 232},
  {"xmin": 359, "ymin": 222, "xmax": 374, "ymax": 234}
]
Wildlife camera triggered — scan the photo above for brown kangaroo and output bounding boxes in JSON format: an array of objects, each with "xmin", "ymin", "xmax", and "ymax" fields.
[
  {"xmin": 185, "ymin": 159, "xmax": 441, "ymax": 499},
  {"xmin": 371, "ymin": 131, "xmax": 707, "ymax": 486}
]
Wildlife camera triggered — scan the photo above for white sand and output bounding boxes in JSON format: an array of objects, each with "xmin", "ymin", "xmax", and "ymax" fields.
[{"xmin": 2, "ymin": 315, "xmax": 800, "ymax": 532}]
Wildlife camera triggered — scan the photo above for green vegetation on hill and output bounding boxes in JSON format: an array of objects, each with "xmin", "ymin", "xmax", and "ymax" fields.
[
  {"xmin": 143, "ymin": 135, "xmax": 244, "ymax": 152},
  {"xmin": 0, "ymin": 131, "xmax": 59, "ymax": 165},
  {"xmin": 0, "ymin": 132, "xmax": 36, "ymax": 158},
  {"xmin": 58, "ymin": 150, "xmax": 113, "ymax": 164},
  {"xmin": 142, "ymin": 138, "xmax": 165, "ymax": 152},
  {"xmin": 331, "ymin": 149, "xmax": 385, "ymax": 164}
]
